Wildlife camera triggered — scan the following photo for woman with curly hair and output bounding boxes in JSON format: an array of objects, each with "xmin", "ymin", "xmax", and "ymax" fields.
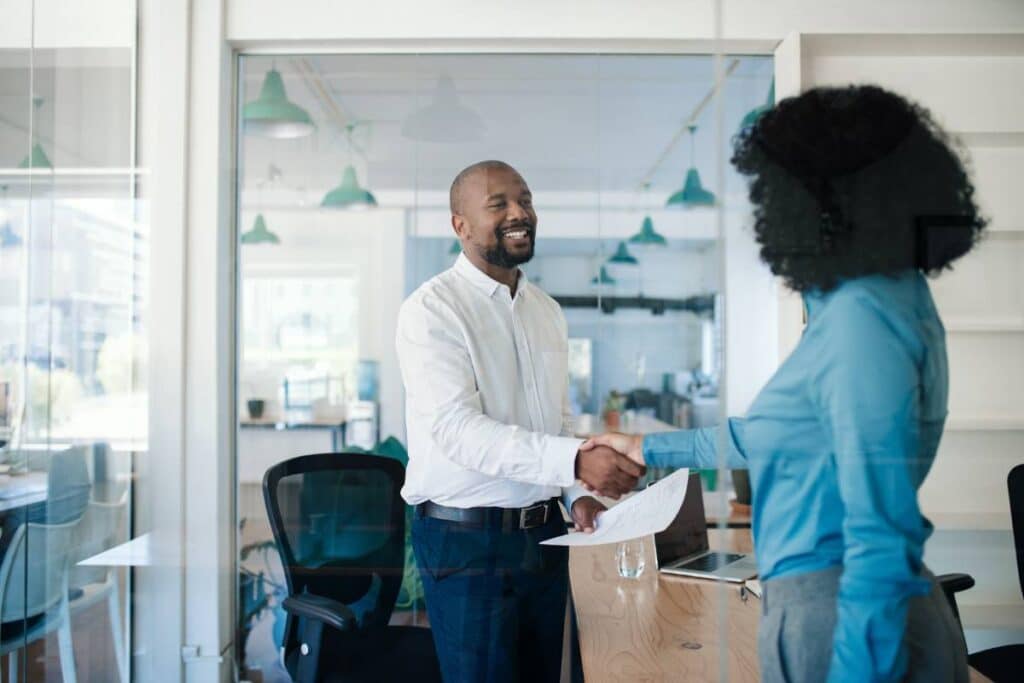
[{"xmin": 584, "ymin": 85, "xmax": 985, "ymax": 682}]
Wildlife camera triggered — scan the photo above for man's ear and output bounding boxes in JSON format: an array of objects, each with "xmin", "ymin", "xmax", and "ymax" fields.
[{"xmin": 452, "ymin": 214, "xmax": 466, "ymax": 239}]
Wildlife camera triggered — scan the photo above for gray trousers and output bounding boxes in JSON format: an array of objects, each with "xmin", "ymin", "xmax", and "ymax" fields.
[{"xmin": 758, "ymin": 565, "xmax": 968, "ymax": 683}]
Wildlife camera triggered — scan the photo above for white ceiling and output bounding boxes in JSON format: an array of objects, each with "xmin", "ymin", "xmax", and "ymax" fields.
[{"xmin": 239, "ymin": 53, "xmax": 773, "ymax": 197}]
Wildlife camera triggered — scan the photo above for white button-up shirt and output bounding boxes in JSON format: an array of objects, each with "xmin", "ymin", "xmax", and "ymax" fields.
[{"xmin": 396, "ymin": 253, "xmax": 585, "ymax": 509}]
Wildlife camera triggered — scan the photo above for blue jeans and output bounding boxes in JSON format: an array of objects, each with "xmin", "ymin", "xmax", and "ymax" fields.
[{"xmin": 412, "ymin": 508, "xmax": 576, "ymax": 683}]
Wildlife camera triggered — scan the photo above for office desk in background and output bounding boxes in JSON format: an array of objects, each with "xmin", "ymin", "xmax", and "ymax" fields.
[
  {"xmin": 570, "ymin": 529, "xmax": 993, "ymax": 683},
  {"xmin": 574, "ymin": 413, "xmax": 676, "ymax": 439},
  {"xmin": 0, "ymin": 471, "xmax": 49, "ymax": 512},
  {"xmin": 239, "ymin": 417, "xmax": 347, "ymax": 452}
]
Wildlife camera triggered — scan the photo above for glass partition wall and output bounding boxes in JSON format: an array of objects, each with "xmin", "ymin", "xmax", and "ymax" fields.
[
  {"xmin": 0, "ymin": 1, "xmax": 141, "ymax": 681},
  {"xmin": 234, "ymin": 51, "xmax": 771, "ymax": 681}
]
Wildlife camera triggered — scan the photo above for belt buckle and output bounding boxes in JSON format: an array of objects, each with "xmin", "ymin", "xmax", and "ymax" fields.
[{"xmin": 519, "ymin": 502, "xmax": 548, "ymax": 529}]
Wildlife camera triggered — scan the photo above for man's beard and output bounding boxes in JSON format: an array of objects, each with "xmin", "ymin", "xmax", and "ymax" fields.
[{"xmin": 481, "ymin": 227, "xmax": 535, "ymax": 268}]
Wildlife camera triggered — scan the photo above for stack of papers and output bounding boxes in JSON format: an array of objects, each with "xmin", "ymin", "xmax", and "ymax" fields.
[{"xmin": 542, "ymin": 468, "xmax": 690, "ymax": 546}]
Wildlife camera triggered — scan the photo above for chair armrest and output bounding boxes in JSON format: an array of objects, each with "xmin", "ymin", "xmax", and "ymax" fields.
[
  {"xmin": 936, "ymin": 573, "xmax": 975, "ymax": 629},
  {"xmin": 936, "ymin": 573, "xmax": 976, "ymax": 594},
  {"xmin": 283, "ymin": 594, "xmax": 357, "ymax": 632}
]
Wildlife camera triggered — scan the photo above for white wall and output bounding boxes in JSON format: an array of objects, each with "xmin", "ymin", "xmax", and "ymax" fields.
[
  {"xmin": 225, "ymin": 0, "xmax": 1024, "ymax": 45},
  {"xmin": 0, "ymin": 0, "xmax": 134, "ymax": 49}
]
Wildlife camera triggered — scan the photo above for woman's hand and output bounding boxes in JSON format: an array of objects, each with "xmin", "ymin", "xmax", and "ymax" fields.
[
  {"xmin": 578, "ymin": 432, "xmax": 645, "ymax": 494},
  {"xmin": 581, "ymin": 432, "xmax": 644, "ymax": 466}
]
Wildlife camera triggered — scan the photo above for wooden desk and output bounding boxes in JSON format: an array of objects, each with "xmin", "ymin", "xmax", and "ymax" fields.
[
  {"xmin": 239, "ymin": 417, "xmax": 347, "ymax": 452},
  {"xmin": 571, "ymin": 529, "xmax": 759, "ymax": 682},
  {"xmin": 0, "ymin": 471, "xmax": 49, "ymax": 512},
  {"xmin": 570, "ymin": 530, "xmax": 992, "ymax": 682}
]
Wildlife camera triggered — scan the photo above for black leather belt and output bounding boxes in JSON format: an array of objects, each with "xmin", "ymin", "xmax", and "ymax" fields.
[{"xmin": 416, "ymin": 498, "xmax": 557, "ymax": 531}]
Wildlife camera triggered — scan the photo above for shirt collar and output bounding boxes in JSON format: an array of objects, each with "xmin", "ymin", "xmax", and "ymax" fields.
[{"xmin": 454, "ymin": 252, "xmax": 526, "ymax": 299}]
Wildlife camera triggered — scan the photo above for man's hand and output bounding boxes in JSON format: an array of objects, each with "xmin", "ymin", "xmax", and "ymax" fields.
[
  {"xmin": 575, "ymin": 445, "xmax": 645, "ymax": 498},
  {"xmin": 571, "ymin": 496, "xmax": 606, "ymax": 533},
  {"xmin": 581, "ymin": 432, "xmax": 644, "ymax": 466}
]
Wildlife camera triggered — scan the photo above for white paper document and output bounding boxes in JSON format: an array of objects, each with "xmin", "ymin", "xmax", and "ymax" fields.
[{"xmin": 541, "ymin": 468, "xmax": 690, "ymax": 546}]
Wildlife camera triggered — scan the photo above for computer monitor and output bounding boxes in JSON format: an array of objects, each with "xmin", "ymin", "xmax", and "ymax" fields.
[{"xmin": 654, "ymin": 471, "xmax": 709, "ymax": 565}]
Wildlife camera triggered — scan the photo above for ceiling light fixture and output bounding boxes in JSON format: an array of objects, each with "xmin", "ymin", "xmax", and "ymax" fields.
[
  {"xmin": 18, "ymin": 98, "xmax": 52, "ymax": 169},
  {"xmin": 243, "ymin": 67, "xmax": 315, "ymax": 139},
  {"xmin": 607, "ymin": 241, "xmax": 638, "ymax": 264},
  {"xmin": 591, "ymin": 266, "xmax": 617, "ymax": 286},
  {"xmin": 666, "ymin": 125, "xmax": 715, "ymax": 208},
  {"xmin": 628, "ymin": 216, "xmax": 668, "ymax": 246},
  {"xmin": 739, "ymin": 78, "xmax": 775, "ymax": 131},
  {"xmin": 401, "ymin": 75, "xmax": 485, "ymax": 143},
  {"xmin": 240, "ymin": 214, "xmax": 280, "ymax": 245},
  {"xmin": 321, "ymin": 165, "xmax": 377, "ymax": 209}
]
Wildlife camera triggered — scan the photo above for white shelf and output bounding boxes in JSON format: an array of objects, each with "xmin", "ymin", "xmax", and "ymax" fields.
[
  {"xmin": 802, "ymin": 33, "xmax": 1024, "ymax": 58},
  {"xmin": 0, "ymin": 167, "xmax": 146, "ymax": 177},
  {"xmin": 927, "ymin": 512, "xmax": 1011, "ymax": 531},
  {"xmin": 944, "ymin": 317, "xmax": 1024, "ymax": 333},
  {"xmin": 960, "ymin": 604, "xmax": 1024, "ymax": 630},
  {"xmin": 945, "ymin": 416, "xmax": 1024, "ymax": 431},
  {"xmin": 958, "ymin": 131, "xmax": 1024, "ymax": 147}
]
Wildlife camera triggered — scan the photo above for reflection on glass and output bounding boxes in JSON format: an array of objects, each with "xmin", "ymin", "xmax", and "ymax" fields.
[
  {"xmin": 234, "ymin": 51, "xmax": 771, "ymax": 680},
  {"xmin": 0, "ymin": 2, "xmax": 140, "ymax": 681}
]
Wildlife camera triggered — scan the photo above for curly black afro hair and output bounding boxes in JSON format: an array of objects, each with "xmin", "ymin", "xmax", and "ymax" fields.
[{"xmin": 731, "ymin": 84, "xmax": 987, "ymax": 293}]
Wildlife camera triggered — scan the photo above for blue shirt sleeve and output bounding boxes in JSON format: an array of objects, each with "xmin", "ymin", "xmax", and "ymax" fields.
[
  {"xmin": 642, "ymin": 419, "xmax": 750, "ymax": 470},
  {"xmin": 808, "ymin": 293, "xmax": 933, "ymax": 683}
]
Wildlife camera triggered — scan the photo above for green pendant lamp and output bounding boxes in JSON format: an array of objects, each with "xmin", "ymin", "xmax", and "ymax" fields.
[
  {"xmin": 18, "ymin": 98, "xmax": 52, "ymax": 169},
  {"xmin": 628, "ymin": 216, "xmax": 667, "ymax": 246},
  {"xmin": 321, "ymin": 165, "xmax": 377, "ymax": 208},
  {"xmin": 243, "ymin": 68, "xmax": 314, "ymax": 139},
  {"xmin": 667, "ymin": 125, "xmax": 716, "ymax": 208},
  {"xmin": 607, "ymin": 241, "xmax": 638, "ymax": 264},
  {"xmin": 240, "ymin": 214, "xmax": 280, "ymax": 245},
  {"xmin": 739, "ymin": 78, "xmax": 775, "ymax": 131},
  {"xmin": 18, "ymin": 142, "xmax": 52, "ymax": 170},
  {"xmin": 449, "ymin": 239, "xmax": 462, "ymax": 255},
  {"xmin": 591, "ymin": 266, "xmax": 617, "ymax": 285}
]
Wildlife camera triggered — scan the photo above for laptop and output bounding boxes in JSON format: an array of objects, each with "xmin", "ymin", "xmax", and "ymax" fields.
[{"xmin": 654, "ymin": 472, "xmax": 758, "ymax": 582}]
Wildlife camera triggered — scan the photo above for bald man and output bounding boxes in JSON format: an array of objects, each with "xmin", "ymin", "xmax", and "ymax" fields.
[{"xmin": 396, "ymin": 161, "xmax": 642, "ymax": 681}]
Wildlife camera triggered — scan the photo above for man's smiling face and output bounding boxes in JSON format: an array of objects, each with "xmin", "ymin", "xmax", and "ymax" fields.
[{"xmin": 454, "ymin": 164, "xmax": 537, "ymax": 269}]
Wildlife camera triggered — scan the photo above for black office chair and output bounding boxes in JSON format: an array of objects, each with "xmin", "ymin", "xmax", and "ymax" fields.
[
  {"xmin": 263, "ymin": 453, "xmax": 441, "ymax": 683},
  {"xmin": 937, "ymin": 463, "xmax": 1024, "ymax": 683}
]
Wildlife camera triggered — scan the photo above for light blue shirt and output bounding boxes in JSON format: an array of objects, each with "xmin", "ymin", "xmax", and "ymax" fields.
[{"xmin": 644, "ymin": 271, "xmax": 945, "ymax": 682}]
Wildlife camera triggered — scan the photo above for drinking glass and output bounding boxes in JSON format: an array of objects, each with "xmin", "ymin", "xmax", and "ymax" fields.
[{"xmin": 616, "ymin": 538, "xmax": 646, "ymax": 579}]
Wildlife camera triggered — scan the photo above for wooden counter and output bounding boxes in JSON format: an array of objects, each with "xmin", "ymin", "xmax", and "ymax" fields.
[
  {"xmin": 569, "ymin": 529, "xmax": 992, "ymax": 682},
  {"xmin": 570, "ymin": 529, "xmax": 758, "ymax": 681}
]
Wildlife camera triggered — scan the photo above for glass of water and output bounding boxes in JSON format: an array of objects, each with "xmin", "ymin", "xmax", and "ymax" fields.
[{"xmin": 616, "ymin": 538, "xmax": 646, "ymax": 579}]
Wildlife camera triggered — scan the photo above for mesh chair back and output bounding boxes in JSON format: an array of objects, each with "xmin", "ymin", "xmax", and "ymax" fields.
[{"xmin": 263, "ymin": 453, "xmax": 406, "ymax": 648}]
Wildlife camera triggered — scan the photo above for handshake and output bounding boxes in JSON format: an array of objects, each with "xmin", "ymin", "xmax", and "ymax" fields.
[{"xmin": 574, "ymin": 432, "xmax": 646, "ymax": 499}]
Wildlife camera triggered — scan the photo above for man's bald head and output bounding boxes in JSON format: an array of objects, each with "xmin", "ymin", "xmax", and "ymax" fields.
[
  {"xmin": 449, "ymin": 160, "xmax": 521, "ymax": 215},
  {"xmin": 448, "ymin": 160, "xmax": 537, "ymax": 273}
]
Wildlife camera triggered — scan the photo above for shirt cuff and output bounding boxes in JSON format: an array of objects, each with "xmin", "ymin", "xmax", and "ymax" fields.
[
  {"xmin": 542, "ymin": 436, "xmax": 584, "ymax": 488},
  {"xmin": 561, "ymin": 482, "xmax": 589, "ymax": 513},
  {"xmin": 642, "ymin": 430, "xmax": 695, "ymax": 469}
]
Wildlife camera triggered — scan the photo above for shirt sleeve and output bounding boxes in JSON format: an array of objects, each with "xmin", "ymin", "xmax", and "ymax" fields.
[
  {"xmin": 641, "ymin": 419, "xmax": 750, "ymax": 470},
  {"xmin": 809, "ymin": 294, "xmax": 933, "ymax": 683},
  {"xmin": 396, "ymin": 294, "xmax": 581, "ymax": 487}
]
